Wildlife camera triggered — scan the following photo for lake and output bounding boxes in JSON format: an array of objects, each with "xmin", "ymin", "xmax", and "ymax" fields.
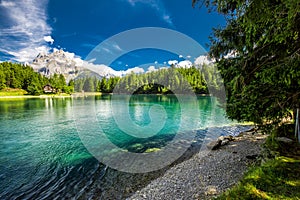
[{"xmin": 0, "ymin": 95, "xmax": 249, "ymax": 199}]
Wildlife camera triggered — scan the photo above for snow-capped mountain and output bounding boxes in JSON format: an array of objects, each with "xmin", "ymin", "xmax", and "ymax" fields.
[
  {"xmin": 30, "ymin": 49, "xmax": 145, "ymax": 82},
  {"xmin": 31, "ymin": 50, "xmax": 81, "ymax": 82}
]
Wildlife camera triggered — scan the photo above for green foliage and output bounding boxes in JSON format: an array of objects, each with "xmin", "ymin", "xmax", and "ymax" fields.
[
  {"xmin": 0, "ymin": 88, "xmax": 28, "ymax": 96},
  {"xmin": 65, "ymin": 79, "xmax": 75, "ymax": 94},
  {"xmin": 74, "ymin": 76, "xmax": 120, "ymax": 93},
  {"xmin": 74, "ymin": 65, "xmax": 220, "ymax": 94},
  {"xmin": 217, "ymin": 125, "xmax": 300, "ymax": 200},
  {"xmin": 194, "ymin": 0, "xmax": 300, "ymax": 127},
  {"xmin": 265, "ymin": 124, "xmax": 299, "ymax": 157},
  {"xmin": 216, "ymin": 156, "xmax": 300, "ymax": 200},
  {"xmin": 0, "ymin": 61, "xmax": 221, "ymax": 96},
  {"xmin": 27, "ymin": 76, "xmax": 43, "ymax": 95},
  {"xmin": 0, "ymin": 62, "xmax": 71, "ymax": 95}
]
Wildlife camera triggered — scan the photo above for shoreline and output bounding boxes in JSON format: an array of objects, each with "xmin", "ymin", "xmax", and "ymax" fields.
[
  {"xmin": 127, "ymin": 130, "xmax": 267, "ymax": 199},
  {"xmin": 0, "ymin": 95, "xmax": 72, "ymax": 99},
  {"xmin": 0, "ymin": 93, "xmax": 212, "ymax": 99},
  {"xmin": 0, "ymin": 92, "xmax": 102, "ymax": 99}
]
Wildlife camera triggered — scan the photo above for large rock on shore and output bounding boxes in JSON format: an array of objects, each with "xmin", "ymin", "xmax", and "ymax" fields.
[{"xmin": 207, "ymin": 135, "xmax": 235, "ymax": 150}]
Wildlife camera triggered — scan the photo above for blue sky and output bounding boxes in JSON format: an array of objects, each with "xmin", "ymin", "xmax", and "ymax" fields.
[{"xmin": 0, "ymin": 0, "xmax": 225, "ymax": 70}]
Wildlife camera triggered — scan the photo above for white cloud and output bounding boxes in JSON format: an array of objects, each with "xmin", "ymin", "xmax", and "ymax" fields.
[
  {"xmin": 147, "ymin": 65, "xmax": 157, "ymax": 72},
  {"xmin": 159, "ymin": 66, "xmax": 168, "ymax": 70},
  {"xmin": 178, "ymin": 60, "xmax": 193, "ymax": 68},
  {"xmin": 125, "ymin": 67, "xmax": 145, "ymax": 74},
  {"xmin": 125, "ymin": 0, "xmax": 173, "ymax": 26},
  {"xmin": 162, "ymin": 14, "xmax": 173, "ymax": 25},
  {"xmin": 2, "ymin": 46, "xmax": 50, "ymax": 63},
  {"xmin": 168, "ymin": 60, "xmax": 178, "ymax": 65},
  {"xmin": 87, "ymin": 58, "xmax": 97, "ymax": 63},
  {"xmin": 80, "ymin": 60, "xmax": 144, "ymax": 77},
  {"xmin": 56, "ymin": 56, "xmax": 145, "ymax": 78},
  {"xmin": 0, "ymin": 1, "xmax": 15, "ymax": 7},
  {"xmin": 43, "ymin": 36, "xmax": 54, "ymax": 44},
  {"xmin": 0, "ymin": 0, "xmax": 52, "ymax": 62},
  {"xmin": 194, "ymin": 55, "xmax": 214, "ymax": 66}
]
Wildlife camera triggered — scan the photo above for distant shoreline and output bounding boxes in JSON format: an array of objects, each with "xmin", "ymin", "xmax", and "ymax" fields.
[
  {"xmin": 0, "ymin": 92, "xmax": 102, "ymax": 99},
  {"xmin": 0, "ymin": 94, "xmax": 72, "ymax": 99},
  {"xmin": 0, "ymin": 92, "xmax": 211, "ymax": 99}
]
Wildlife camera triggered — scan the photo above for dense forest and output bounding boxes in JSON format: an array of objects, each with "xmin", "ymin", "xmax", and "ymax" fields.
[
  {"xmin": 74, "ymin": 65, "xmax": 221, "ymax": 94},
  {"xmin": 0, "ymin": 62, "xmax": 74, "ymax": 95},
  {"xmin": 0, "ymin": 61, "xmax": 221, "ymax": 95}
]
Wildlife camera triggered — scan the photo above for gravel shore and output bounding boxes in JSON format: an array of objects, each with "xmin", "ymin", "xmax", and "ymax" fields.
[{"xmin": 127, "ymin": 131, "xmax": 267, "ymax": 200}]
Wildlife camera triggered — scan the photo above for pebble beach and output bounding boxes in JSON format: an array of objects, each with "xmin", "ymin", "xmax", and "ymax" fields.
[{"xmin": 127, "ymin": 131, "xmax": 267, "ymax": 200}]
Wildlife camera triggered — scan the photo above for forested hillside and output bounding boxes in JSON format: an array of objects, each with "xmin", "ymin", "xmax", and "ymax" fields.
[
  {"xmin": 0, "ymin": 61, "xmax": 221, "ymax": 95},
  {"xmin": 0, "ymin": 62, "xmax": 73, "ymax": 95},
  {"xmin": 74, "ymin": 65, "xmax": 220, "ymax": 94}
]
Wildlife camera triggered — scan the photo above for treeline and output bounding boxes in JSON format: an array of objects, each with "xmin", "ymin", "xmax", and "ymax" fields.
[
  {"xmin": 0, "ymin": 61, "xmax": 221, "ymax": 95},
  {"xmin": 75, "ymin": 65, "xmax": 221, "ymax": 94},
  {"xmin": 74, "ymin": 76, "xmax": 120, "ymax": 93},
  {"xmin": 0, "ymin": 62, "xmax": 74, "ymax": 95}
]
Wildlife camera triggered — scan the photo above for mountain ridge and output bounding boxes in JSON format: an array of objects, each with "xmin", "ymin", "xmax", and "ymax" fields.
[{"xmin": 29, "ymin": 49, "xmax": 213, "ymax": 82}]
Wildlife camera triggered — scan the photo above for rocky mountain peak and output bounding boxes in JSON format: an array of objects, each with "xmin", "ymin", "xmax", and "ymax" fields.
[{"xmin": 30, "ymin": 49, "xmax": 82, "ymax": 82}]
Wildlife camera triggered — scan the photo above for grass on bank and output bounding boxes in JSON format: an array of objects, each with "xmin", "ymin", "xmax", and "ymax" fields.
[
  {"xmin": 0, "ymin": 88, "xmax": 28, "ymax": 96},
  {"xmin": 216, "ymin": 156, "xmax": 300, "ymax": 200},
  {"xmin": 0, "ymin": 88, "xmax": 105, "ymax": 97},
  {"xmin": 216, "ymin": 124, "xmax": 300, "ymax": 200}
]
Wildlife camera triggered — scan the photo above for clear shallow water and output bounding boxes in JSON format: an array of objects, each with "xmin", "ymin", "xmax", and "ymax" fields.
[{"xmin": 0, "ymin": 95, "xmax": 249, "ymax": 199}]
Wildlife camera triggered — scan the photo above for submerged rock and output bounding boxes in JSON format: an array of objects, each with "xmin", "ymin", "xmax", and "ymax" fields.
[{"xmin": 144, "ymin": 148, "xmax": 161, "ymax": 153}]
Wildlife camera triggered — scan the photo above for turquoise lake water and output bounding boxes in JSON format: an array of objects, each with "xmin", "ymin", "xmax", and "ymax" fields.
[{"xmin": 0, "ymin": 95, "xmax": 250, "ymax": 199}]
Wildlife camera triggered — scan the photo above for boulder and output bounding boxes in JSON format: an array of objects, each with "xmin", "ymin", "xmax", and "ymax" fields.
[
  {"xmin": 276, "ymin": 137, "xmax": 294, "ymax": 143},
  {"xmin": 207, "ymin": 135, "xmax": 235, "ymax": 150},
  {"xmin": 221, "ymin": 139, "xmax": 230, "ymax": 146},
  {"xmin": 207, "ymin": 139, "xmax": 222, "ymax": 150},
  {"xmin": 218, "ymin": 135, "xmax": 235, "ymax": 141}
]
